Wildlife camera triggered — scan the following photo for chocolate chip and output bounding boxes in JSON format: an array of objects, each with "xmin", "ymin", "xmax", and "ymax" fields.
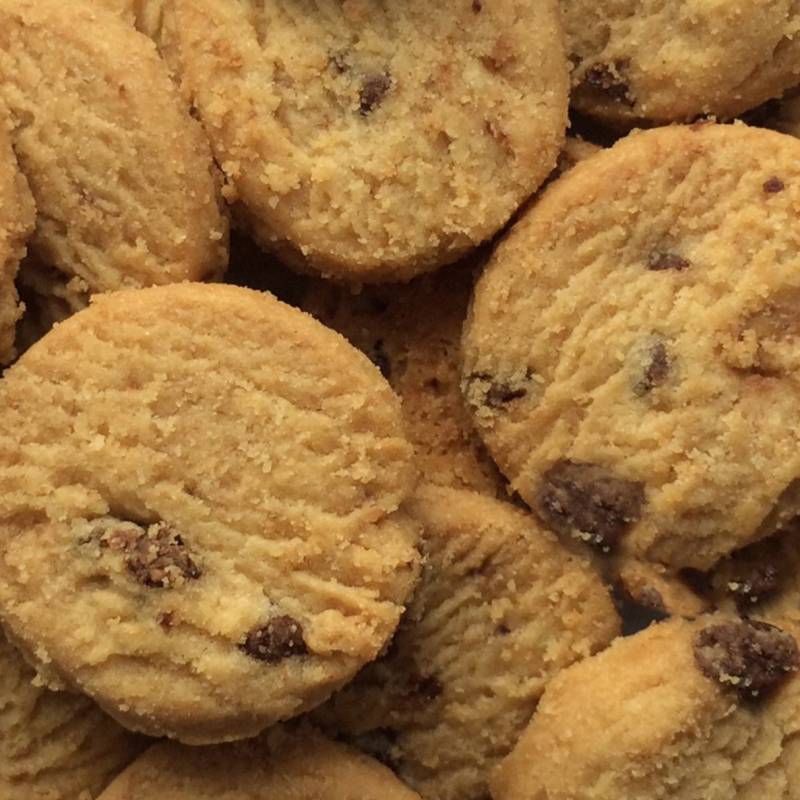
[
  {"xmin": 581, "ymin": 62, "xmax": 635, "ymax": 107},
  {"xmin": 648, "ymin": 251, "xmax": 690, "ymax": 271},
  {"xmin": 727, "ymin": 562, "xmax": 781, "ymax": 608},
  {"xmin": 157, "ymin": 611, "xmax": 175, "ymax": 630},
  {"xmin": 694, "ymin": 619, "xmax": 799, "ymax": 697},
  {"xmin": 100, "ymin": 522, "xmax": 201, "ymax": 589},
  {"xmin": 370, "ymin": 339, "xmax": 391, "ymax": 380},
  {"xmin": 240, "ymin": 616, "xmax": 308, "ymax": 662},
  {"xmin": 359, "ymin": 74, "xmax": 391, "ymax": 115},
  {"xmin": 763, "ymin": 177, "xmax": 785, "ymax": 194},
  {"xmin": 413, "ymin": 675, "xmax": 443, "ymax": 701},
  {"xmin": 465, "ymin": 371, "xmax": 530, "ymax": 410},
  {"xmin": 496, "ymin": 623, "xmax": 511, "ymax": 636},
  {"xmin": 536, "ymin": 460, "xmax": 645, "ymax": 550},
  {"xmin": 472, "ymin": 0, "xmax": 482, "ymax": 10},
  {"xmin": 634, "ymin": 338, "xmax": 670, "ymax": 396}
]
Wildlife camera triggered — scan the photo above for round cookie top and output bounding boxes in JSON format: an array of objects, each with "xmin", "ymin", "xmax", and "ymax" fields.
[
  {"xmin": 0, "ymin": 283, "xmax": 419, "ymax": 744},
  {"xmin": 0, "ymin": 0, "xmax": 228, "ymax": 300},
  {"xmin": 0, "ymin": 126, "xmax": 35, "ymax": 365},
  {"xmin": 492, "ymin": 615, "xmax": 800, "ymax": 800},
  {"xmin": 314, "ymin": 485, "xmax": 619, "ymax": 800},
  {"xmin": 463, "ymin": 123, "xmax": 800, "ymax": 570},
  {"xmin": 564, "ymin": 1, "xmax": 800, "ymax": 125},
  {"xmin": 98, "ymin": 725, "xmax": 422, "ymax": 800},
  {"xmin": 163, "ymin": 0, "xmax": 568, "ymax": 282},
  {"xmin": 0, "ymin": 631, "xmax": 143, "ymax": 800}
]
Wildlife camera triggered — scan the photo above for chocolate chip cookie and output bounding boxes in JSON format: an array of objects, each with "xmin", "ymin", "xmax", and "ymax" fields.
[
  {"xmin": 0, "ymin": 125, "xmax": 34, "ymax": 365},
  {"xmin": 493, "ymin": 615, "xmax": 800, "ymax": 800},
  {"xmin": 314, "ymin": 485, "xmax": 620, "ymax": 800},
  {"xmin": 0, "ymin": 0, "xmax": 228, "ymax": 310},
  {"xmin": 563, "ymin": 1, "xmax": 800, "ymax": 125},
  {"xmin": 302, "ymin": 260, "xmax": 504, "ymax": 497},
  {"xmin": 160, "ymin": 0, "xmax": 568, "ymax": 282},
  {"xmin": 463, "ymin": 123, "xmax": 800, "ymax": 570},
  {"xmin": 0, "ymin": 282, "xmax": 419, "ymax": 744},
  {"xmin": 98, "ymin": 724, "xmax": 421, "ymax": 800},
  {"xmin": 0, "ymin": 629, "xmax": 143, "ymax": 800}
]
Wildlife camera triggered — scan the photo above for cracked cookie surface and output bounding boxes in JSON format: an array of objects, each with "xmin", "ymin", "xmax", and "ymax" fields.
[
  {"xmin": 492, "ymin": 615, "xmax": 800, "ymax": 800},
  {"xmin": 0, "ymin": 282, "xmax": 419, "ymax": 744},
  {"xmin": 563, "ymin": 0, "xmax": 800, "ymax": 125},
  {"xmin": 463, "ymin": 123, "xmax": 800, "ymax": 570},
  {"xmin": 160, "ymin": 0, "xmax": 568, "ymax": 282},
  {"xmin": 313, "ymin": 485, "xmax": 619, "ymax": 800}
]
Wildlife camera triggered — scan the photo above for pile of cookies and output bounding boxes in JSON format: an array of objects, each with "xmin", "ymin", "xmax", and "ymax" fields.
[{"xmin": 1, "ymin": 1, "xmax": 800, "ymax": 799}]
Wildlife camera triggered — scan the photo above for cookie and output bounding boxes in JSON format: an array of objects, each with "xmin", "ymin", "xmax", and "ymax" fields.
[
  {"xmin": 0, "ymin": 630, "xmax": 142, "ymax": 800},
  {"xmin": 563, "ymin": 2, "xmax": 800, "ymax": 125},
  {"xmin": 0, "ymin": 126, "xmax": 35, "ymax": 364},
  {"xmin": 98, "ymin": 724, "xmax": 420, "ymax": 800},
  {"xmin": 313, "ymin": 485, "xmax": 620, "ymax": 800},
  {"xmin": 492, "ymin": 615, "xmax": 800, "ymax": 800},
  {"xmin": 159, "ymin": 0, "xmax": 568, "ymax": 282},
  {"xmin": 0, "ymin": 0, "xmax": 228, "ymax": 306},
  {"xmin": 463, "ymin": 123, "xmax": 800, "ymax": 570},
  {"xmin": 0, "ymin": 282, "xmax": 419, "ymax": 744},
  {"xmin": 303, "ymin": 260, "xmax": 504, "ymax": 497}
]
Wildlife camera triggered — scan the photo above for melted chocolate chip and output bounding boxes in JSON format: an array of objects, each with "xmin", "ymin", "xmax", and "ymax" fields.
[
  {"xmin": 582, "ymin": 62, "xmax": 635, "ymax": 107},
  {"xmin": 763, "ymin": 177, "xmax": 785, "ymax": 194},
  {"xmin": 536, "ymin": 460, "xmax": 645, "ymax": 550},
  {"xmin": 370, "ymin": 339, "xmax": 391, "ymax": 380},
  {"xmin": 728, "ymin": 562, "xmax": 781, "ymax": 608},
  {"xmin": 472, "ymin": 0, "xmax": 482, "ymax": 10},
  {"xmin": 496, "ymin": 623, "xmax": 512, "ymax": 636},
  {"xmin": 648, "ymin": 251, "xmax": 690, "ymax": 272},
  {"xmin": 359, "ymin": 74, "xmax": 391, "ymax": 115},
  {"xmin": 240, "ymin": 616, "xmax": 308, "ymax": 662},
  {"xmin": 100, "ymin": 522, "xmax": 201, "ymax": 589},
  {"xmin": 634, "ymin": 339, "xmax": 670, "ymax": 396},
  {"xmin": 694, "ymin": 619, "xmax": 799, "ymax": 697}
]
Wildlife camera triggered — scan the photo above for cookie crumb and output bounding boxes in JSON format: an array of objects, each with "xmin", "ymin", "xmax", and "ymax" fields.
[
  {"xmin": 694, "ymin": 619, "xmax": 799, "ymax": 697},
  {"xmin": 359, "ymin": 74, "xmax": 392, "ymax": 115},
  {"xmin": 536, "ymin": 460, "xmax": 645, "ymax": 550},
  {"xmin": 240, "ymin": 616, "xmax": 308, "ymax": 662}
]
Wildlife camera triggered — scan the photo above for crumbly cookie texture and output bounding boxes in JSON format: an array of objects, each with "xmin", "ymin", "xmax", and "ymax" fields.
[
  {"xmin": 463, "ymin": 123, "xmax": 800, "ymax": 570},
  {"xmin": 314, "ymin": 485, "xmax": 620, "ymax": 800},
  {"xmin": 98, "ymin": 724, "xmax": 421, "ymax": 800},
  {"xmin": 492, "ymin": 615, "xmax": 800, "ymax": 800},
  {"xmin": 0, "ymin": 630, "xmax": 143, "ymax": 800},
  {"xmin": 161, "ymin": 0, "xmax": 568, "ymax": 282},
  {"xmin": 0, "ymin": 283, "xmax": 419, "ymax": 744},
  {"xmin": 563, "ymin": 1, "xmax": 800, "ymax": 125},
  {"xmin": 0, "ymin": 126, "xmax": 35, "ymax": 365},
  {"xmin": 302, "ymin": 260, "xmax": 504, "ymax": 497},
  {"xmin": 0, "ymin": 0, "xmax": 228, "ymax": 298}
]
